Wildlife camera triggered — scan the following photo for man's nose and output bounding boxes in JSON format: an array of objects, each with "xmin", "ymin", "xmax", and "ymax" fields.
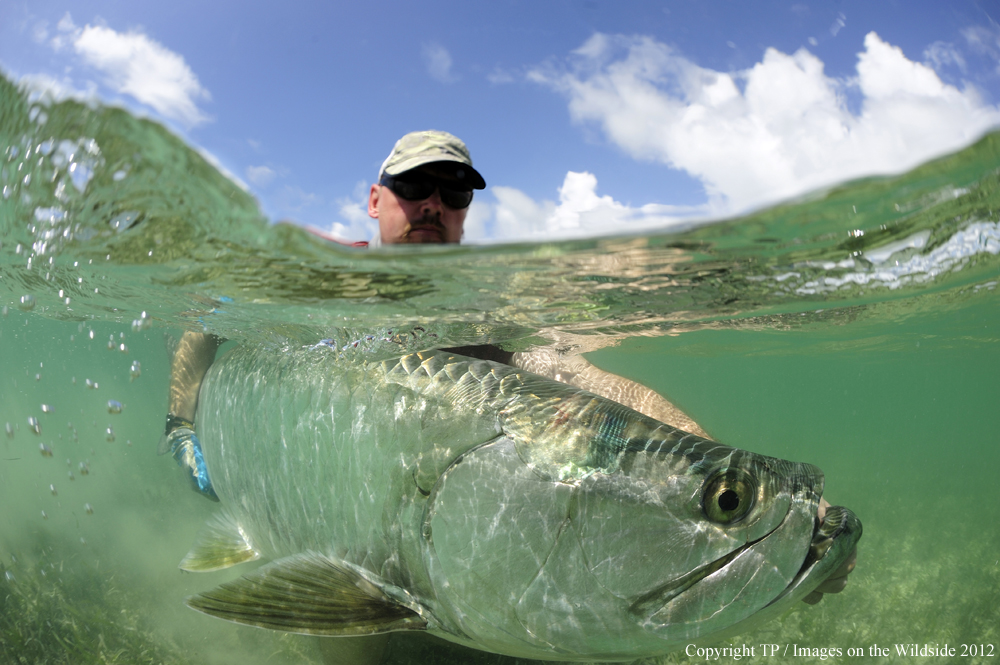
[{"xmin": 418, "ymin": 187, "xmax": 444, "ymax": 213}]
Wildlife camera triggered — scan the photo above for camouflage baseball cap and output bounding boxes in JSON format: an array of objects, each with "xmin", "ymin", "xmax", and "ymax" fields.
[{"xmin": 379, "ymin": 130, "xmax": 486, "ymax": 189}]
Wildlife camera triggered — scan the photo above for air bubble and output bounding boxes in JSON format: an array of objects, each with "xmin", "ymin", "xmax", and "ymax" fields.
[
  {"xmin": 129, "ymin": 360, "xmax": 141, "ymax": 381},
  {"xmin": 105, "ymin": 426, "xmax": 115, "ymax": 442},
  {"xmin": 131, "ymin": 312, "xmax": 153, "ymax": 331},
  {"xmin": 107, "ymin": 400, "xmax": 123, "ymax": 414},
  {"xmin": 28, "ymin": 417, "xmax": 41, "ymax": 435},
  {"xmin": 39, "ymin": 443, "xmax": 53, "ymax": 457},
  {"xmin": 50, "ymin": 484, "xmax": 57, "ymax": 495},
  {"xmin": 18, "ymin": 294, "xmax": 36, "ymax": 311},
  {"xmin": 79, "ymin": 461, "xmax": 89, "ymax": 475},
  {"xmin": 41, "ymin": 404, "xmax": 54, "ymax": 413},
  {"xmin": 84, "ymin": 503, "xmax": 94, "ymax": 515},
  {"xmin": 4, "ymin": 422, "xmax": 12, "ymax": 438}
]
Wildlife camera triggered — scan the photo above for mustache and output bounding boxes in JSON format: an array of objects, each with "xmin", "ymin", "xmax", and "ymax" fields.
[{"xmin": 408, "ymin": 212, "xmax": 444, "ymax": 230}]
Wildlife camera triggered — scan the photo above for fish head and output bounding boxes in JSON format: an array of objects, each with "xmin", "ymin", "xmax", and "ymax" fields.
[
  {"xmin": 422, "ymin": 425, "xmax": 860, "ymax": 660},
  {"xmin": 586, "ymin": 440, "xmax": 846, "ymax": 643}
]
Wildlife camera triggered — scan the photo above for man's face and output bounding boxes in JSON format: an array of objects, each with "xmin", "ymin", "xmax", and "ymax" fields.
[{"xmin": 368, "ymin": 165, "xmax": 469, "ymax": 244}]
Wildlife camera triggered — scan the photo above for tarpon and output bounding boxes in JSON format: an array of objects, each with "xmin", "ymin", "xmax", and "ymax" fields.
[{"xmin": 181, "ymin": 345, "xmax": 861, "ymax": 662}]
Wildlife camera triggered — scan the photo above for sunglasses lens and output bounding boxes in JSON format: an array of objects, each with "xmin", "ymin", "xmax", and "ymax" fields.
[
  {"xmin": 385, "ymin": 177, "xmax": 473, "ymax": 209},
  {"xmin": 440, "ymin": 187, "xmax": 473, "ymax": 209},
  {"xmin": 390, "ymin": 179, "xmax": 435, "ymax": 201}
]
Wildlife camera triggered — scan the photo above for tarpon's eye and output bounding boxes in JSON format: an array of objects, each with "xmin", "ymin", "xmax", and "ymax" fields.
[{"xmin": 703, "ymin": 469, "xmax": 756, "ymax": 524}]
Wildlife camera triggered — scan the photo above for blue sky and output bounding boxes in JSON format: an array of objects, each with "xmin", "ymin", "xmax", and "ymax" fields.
[{"xmin": 3, "ymin": 0, "xmax": 1000, "ymax": 243}]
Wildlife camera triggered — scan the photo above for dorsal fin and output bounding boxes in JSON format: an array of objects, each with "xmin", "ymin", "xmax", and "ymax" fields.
[
  {"xmin": 185, "ymin": 551, "xmax": 427, "ymax": 636},
  {"xmin": 180, "ymin": 512, "xmax": 260, "ymax": 572}
]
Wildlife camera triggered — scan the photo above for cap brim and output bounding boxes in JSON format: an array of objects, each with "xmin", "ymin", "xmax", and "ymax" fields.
[{"xmin": 384, "ymin": 157, "xmax": 486, "ymax": 189}]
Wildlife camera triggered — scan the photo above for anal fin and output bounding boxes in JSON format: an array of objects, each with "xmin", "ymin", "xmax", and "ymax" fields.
[
  {"xmin": 185, "ymin": 551, "xmax": 427, "ymax": 636},
  {"xmin": 180, "ymin": 512, "xmax": 260, "ymax": 572}
]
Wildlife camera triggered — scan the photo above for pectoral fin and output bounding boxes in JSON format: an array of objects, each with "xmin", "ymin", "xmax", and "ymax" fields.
[
  {"xmin": 185, "ymin": 551, "xmax": 427, "ymax": 636},
  {"xmin": 180, "ymin": 512, "xmax": 260, "ymax": 572}
]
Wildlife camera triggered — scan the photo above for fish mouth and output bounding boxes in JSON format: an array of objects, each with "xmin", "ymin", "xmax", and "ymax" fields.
[
  {"xmin": 631, "ymin": 496, "xmax": 861, "ymax": 619},
  {"xmin": 773, "ymin": 501, "xmax": 862, "ymax": 606}
]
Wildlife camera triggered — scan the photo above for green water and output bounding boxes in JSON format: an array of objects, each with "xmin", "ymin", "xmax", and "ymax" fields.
[{"xmin": 2, "ymin": 73, "xmax": 1000, "ymax": 663}]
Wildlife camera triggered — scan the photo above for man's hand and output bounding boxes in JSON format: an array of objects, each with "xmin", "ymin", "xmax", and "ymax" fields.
[{"xmin": 163, "ymin": 418, "xmax": 219, "ymax": 502}]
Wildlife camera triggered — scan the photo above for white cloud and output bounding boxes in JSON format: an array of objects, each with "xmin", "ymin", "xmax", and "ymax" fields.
[
  {"xmin": 278, "ymin": 185, "xmax": 322, "ymax": 212},
  {"xmin": 963, "ymin": 22, "xmax": 1000, "ymax": 75},
  {"xmin": 549, "ymin": 172, "xmax": 627, "ymax": 234},
  {"xmin": 46, "ymin": 13, "xmax": 210, "ymax": 126},
  {"xmin": 488, "ymin": 67, "xmax": 516, "ymax": 84},
  {"xmin": 323, "ymin": 181, "xmax": 378, "ymax": 241},
  {"xmin": 422, "ymin": 43, "xmax": 457, "ymax": 83},
  {"xmin": 490, "ymin": 185, "xmax": 557, "ymax": 239},
  {"xmin": 830, "ymin": 13, "xmax": 846, "ymax": 37},
  {"xmin": 460, "ymin": 199, "xmax": 496, "ymax": 241},
  {"xmin": 963, "ymin": 23, "xmax": 1000, "ymax": 55},
  {"xmin": 464, "ymin": 172, "xmax": 706, "ymax": 244},
  {"xmin": 245, "ymin": 165, "xmax": 276, "ymax": 187},
  {"xmin": 530, "ymin": 32, "xmax": 1000, "ymax": 214},
  {"xmin": 924, "ymin": 41, "xmax": 966, "ymax": 73},
  {"xmin": 48, "ymin": 14, "xmax": 78, "ymax": 51},
  {"xmin": 31, "ymin": 20, "xmax": 50, "ymax": 45}
]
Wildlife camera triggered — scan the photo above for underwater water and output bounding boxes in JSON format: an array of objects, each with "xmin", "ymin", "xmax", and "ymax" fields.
[{"xmin": 1, "ymin": 72, "xmax": 999, "ymax": 664}]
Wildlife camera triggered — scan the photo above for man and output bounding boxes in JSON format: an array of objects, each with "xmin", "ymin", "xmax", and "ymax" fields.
[
  {"xmin": 163, "ymin": 131, "xmax": 851, "ymax": 601},
  {"xmin": 367, "ymin": 129, "xmax": 482, "ymax": 246}
]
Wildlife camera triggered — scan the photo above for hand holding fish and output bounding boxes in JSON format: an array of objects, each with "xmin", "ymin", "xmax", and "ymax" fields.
[{"xmin": 802, "ymin": 499, "xmax": 858, "ymax": 604}]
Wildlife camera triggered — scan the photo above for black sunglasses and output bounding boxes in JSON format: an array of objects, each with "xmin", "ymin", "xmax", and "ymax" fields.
[{"xmin": 380, "ymin": 174, "xmax": 474, "ymax": 209}]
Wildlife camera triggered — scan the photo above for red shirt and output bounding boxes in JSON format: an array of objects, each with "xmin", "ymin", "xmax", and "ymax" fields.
[{"xmin": 302, "ymin": 225, "xmax": 370, "ymax": 247}]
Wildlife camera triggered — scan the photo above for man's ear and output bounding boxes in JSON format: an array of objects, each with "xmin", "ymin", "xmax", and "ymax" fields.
[{"xmin": 368, "ymin": 184, "xmax": 380, "ymax": 218}]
